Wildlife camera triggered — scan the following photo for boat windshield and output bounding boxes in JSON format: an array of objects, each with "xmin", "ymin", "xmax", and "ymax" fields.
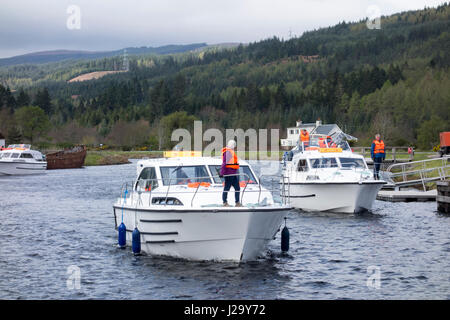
[
  {"xmin": 299, "ymin": 139, "xmax": 351, "ymax": 151},
  {"xmin": 339, "ymin": 158, "xmax": 367, "ymax": 169},
  {"xmin": 160, "ymin": 165, "xmax": 212, "ymax": 186},
  {"xmin": 136, "ymin": 167, "xmax": 159, "ymax": 190},
  {"xmin": 208, "ymin": 165, "xmax": 257, "ymax": 184},
  {"xmin": 10, "ymin": 153, "xmax": 20, "ymax": 159},
  {"xmin": 335, "ymin": 141, "xmax": 351, "ymax": 151},
  {"xmin": 309, "ymin": 158, "xmax": 339, "ymax": 169}
]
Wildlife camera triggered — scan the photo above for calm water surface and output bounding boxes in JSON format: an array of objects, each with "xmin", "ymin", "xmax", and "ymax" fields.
[{"xmin": 0, "ymin": 161, "xmax": 449, "ymax": 299}]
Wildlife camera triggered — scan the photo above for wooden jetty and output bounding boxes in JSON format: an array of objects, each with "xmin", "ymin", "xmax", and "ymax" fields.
[
  {"xmin": 437, "ymin": 180, "xmax": 450, "ymax": 213},
  {"xmin": 377, "ymin": 189, "xmax": 437, "ymax": 202}
]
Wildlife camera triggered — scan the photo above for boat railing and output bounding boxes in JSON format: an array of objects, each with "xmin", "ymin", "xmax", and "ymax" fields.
[
  {"xmin": 383, "ymin": 156, "xmax": 450, "ymax": 190},
  {"xmin": 121, "ymin": 173, "xmax": 283, "ymax": 207},
  {"xmin": 258, "ymin": 174, "xmax": 290, "ymax": 205}
]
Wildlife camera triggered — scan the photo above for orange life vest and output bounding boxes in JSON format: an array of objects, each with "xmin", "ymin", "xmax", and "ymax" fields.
[
  {"xmin": 300, "ymin": 131, "xmax": 310, "ymax": 142},
  {"xmin": 373, "ymin": 140, "xmax": 385, "ymax": 154},
  {"xmin": 319, "ymin": 139, "xmax": 327, "ymax": 148},
  {"xmin": 222, "ymin": 147, "xmax": 239, "ymax": 169}
]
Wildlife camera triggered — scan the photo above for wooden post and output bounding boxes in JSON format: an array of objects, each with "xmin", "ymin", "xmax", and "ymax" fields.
[
  {"xmin": 392, "ymin": 147, "xmax": 396, "ymax": 163},
  {"xmin": 437, "ymin": 180, "xmax": 450, "ymax": 213}
]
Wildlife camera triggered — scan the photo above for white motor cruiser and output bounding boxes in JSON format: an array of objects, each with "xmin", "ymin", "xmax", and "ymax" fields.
[
  {"xmin": 113, "ymin": 152, "xmax": 291, "ymax": 261},
  {"xmin": 0, "ymin": 144, "xmax": 47, "ymax": 175},
  {"xmin": 281, "ymin": 135, "xmax": 385, "ymax": 213}
]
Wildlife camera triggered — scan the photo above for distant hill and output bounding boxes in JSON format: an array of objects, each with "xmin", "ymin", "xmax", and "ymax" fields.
[{"xmin": 0, "ymin": 43, "xmax": 209, "ymax": 67}]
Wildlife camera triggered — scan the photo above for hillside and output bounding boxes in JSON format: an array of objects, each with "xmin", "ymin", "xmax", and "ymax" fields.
[
  {"xmin": 68, "ymin": 71, "xmax": 127, "ymax": 83},
  {"xmin": 0, "ymin": 3, "xmax": 449, "ymax": 150},
  {"xmin": 0, "ymin": 43, "xmax": 208, "ymax": 67}
]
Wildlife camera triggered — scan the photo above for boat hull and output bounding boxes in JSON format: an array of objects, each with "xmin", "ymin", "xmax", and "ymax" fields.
[
  {"xmin": 46, "ymin": 146, "xmax": 87, "ymax": 169},
  {"xmin": 286, "ymin": 182, "xmax": 384, "ymax": 213},
  {"xmin": 0, "ymin": 161, "xmax": 47, "ymax": 175},
  {"xmin": 113, "ymin": 206, "xmax": 289, "ymax": 261}
]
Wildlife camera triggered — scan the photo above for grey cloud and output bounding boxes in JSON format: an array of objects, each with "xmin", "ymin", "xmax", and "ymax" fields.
[{"xmin": 0, "ymin": 0, "xmax": 444, "ymax": 58}]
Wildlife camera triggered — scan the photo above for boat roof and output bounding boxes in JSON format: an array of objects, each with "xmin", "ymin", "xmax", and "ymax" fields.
[
  {"xmin": 5, "ymin": 144, "xmax": 31, "ymax": 150},
  {"xmin": 137, "ymin": 156, "xmax": 251, "ymax": 168},
  {"xmin": 292, "ymin": 148, "xmax": 363, "ymax": 160}
]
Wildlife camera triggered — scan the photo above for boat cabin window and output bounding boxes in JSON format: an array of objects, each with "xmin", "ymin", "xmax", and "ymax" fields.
[
  {"xmin": 209, "ymin": 165, "xmax": 257, "ymax": 184},
  {"xmin": 160, "ymin": 165, "xmax": 211, "ymax": 186},
  {"xmin": 20, "ymin": 153, "xmax": 34, "ymax": 159},
  {"xmin": 0, "ymin": 152, "xmax": 11, "ymax": 159},
  {"xmin": 137, "ymin": 167, "xmax": 159, "ymax": 191},
  {"xmin": 339, "ymin": 158, "xmax": 366, "ymax": 169},
  {"xmin": 10, "ymin": 153, "xmax": 19, "ymax": 159},
  {"xmin": 297, "ymin": 159, "xmax": 308, "ymax": 172},
  {"xmin": 152, "ymin": 197, "xmax": 183, "ymax": 205},
  {"xmin": 310, "ymin": 158, "xmax": 338, "ymax": 169}
]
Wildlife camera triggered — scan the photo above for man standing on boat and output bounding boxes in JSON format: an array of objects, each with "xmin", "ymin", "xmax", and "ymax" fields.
[
  {"xmin": 371, "ymin": 133, "xmax": 386, "ymax": 180},
  {"xmin": 299, "ymin": 129, "xmax": 310, "ymax": 150},
  {"xmin": 220, "ymin": 140, "xmax": 242, "ymax": 207}
]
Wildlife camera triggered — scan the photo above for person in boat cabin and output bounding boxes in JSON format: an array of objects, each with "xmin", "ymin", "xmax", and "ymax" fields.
[
  {"xmin": 326, "ymin": 136, "xmax": 337, "ymax": 148},
  {"xmin": 371, "ymin": 133, "xmax": 386, "ymax": 180},
  {"xmin": 318, "ymin": 137, "xmax": 327, "ymax": 148},
  {"xmin": 220, "ymin": 140, "xmax": 242, "ymax": 207}
]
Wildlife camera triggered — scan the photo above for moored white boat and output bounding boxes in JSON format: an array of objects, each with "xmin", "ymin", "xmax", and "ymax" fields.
[
  {"xmin": 282, "ymin": 135, "xmax": 385, "ymax": 213},
  {"xmin": 113, "ymin": 153, "xmax": 291, "ymax": 261},
  {"xmin": 0, "ymin": 144, "xmax": 47, "ymax": 175}
]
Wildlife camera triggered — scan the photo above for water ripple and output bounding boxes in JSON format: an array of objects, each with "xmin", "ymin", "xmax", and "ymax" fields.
[{"xmin": 0, "ymin": 161, "xmax": 449, "ymax": 299}]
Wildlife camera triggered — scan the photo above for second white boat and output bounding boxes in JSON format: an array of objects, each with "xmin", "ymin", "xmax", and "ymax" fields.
[{"xmin": 281, "ymin": 135, "xmax": 385, "ymax": 213}]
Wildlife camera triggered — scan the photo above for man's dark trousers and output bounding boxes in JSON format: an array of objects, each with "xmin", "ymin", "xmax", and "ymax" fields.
[
  {"xmin": 223, "ymin": 175, "xmax": 240, "ymax": 203},
  {"xmin": 373, "ymin": 156, "xmax": 383, "ymax": 180}
]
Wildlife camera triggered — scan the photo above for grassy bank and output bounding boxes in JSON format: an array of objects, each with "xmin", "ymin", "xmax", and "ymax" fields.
[{"xmin": 85, "ymin": 150, "xmax": 163, "ymax": 166}]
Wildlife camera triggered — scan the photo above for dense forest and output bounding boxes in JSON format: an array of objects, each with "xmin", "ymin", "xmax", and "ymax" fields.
[{"xmin": 0, "ymin": 3, "xmax": 449, "ymax": 150}]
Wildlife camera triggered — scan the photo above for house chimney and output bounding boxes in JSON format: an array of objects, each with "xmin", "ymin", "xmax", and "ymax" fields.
[
  {"xmin": 296, "ymin": 119, "xmax": 302, "ymax": 127},
  {"xmin": 316, "ymin": 118, "xmax": 322, "ymax": 127}
]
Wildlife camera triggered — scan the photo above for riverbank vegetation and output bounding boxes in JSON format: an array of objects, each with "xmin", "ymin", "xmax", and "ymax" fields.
[{"xmin": 0, "ymin": 4, "xmax": 449, "ymax": 152}]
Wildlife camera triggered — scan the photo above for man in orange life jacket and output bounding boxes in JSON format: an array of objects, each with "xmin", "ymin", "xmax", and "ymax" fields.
[
  {"xmin": 371, "ymin": 134, "xmax": 385, "ymax": 180},
  {"xmin": 299, "ymin": 129, "xmax": 309, "ymax": 150},
  {"xmin": 220, "ymin": 140, "xmax": 242, "ymax": 207}
]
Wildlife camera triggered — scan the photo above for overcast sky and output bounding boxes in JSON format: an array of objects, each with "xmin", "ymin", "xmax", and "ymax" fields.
[{"xmin": 0, "ymin": 0, "xmax": 445, "ymax": 58}]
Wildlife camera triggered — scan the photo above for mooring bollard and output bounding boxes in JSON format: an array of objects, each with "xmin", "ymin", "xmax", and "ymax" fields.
[{"xmin": 437, "ymin": 180, "xmax": 450, "ymax": 213}]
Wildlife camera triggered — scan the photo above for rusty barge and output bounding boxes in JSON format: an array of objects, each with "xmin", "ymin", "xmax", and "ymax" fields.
[{"xmin": 46, "ymin": 145, "xmax": 87, "ymax": 170}]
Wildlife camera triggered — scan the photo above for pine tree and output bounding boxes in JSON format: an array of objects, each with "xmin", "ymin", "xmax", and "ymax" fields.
[
  {"xmin": 34, "ymin": 88, "xmax": 52, "ymax": 115},
  {"xmin": 16, "ymin": 89, "xmax": 30, "ymax": 107},
  {"xmin": 7, "ymin": 126, "xmax": 23, "ymax": 144}
]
